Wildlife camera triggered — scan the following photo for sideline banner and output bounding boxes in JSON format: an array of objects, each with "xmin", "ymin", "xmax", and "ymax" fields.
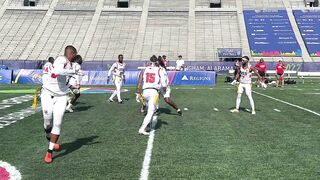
[
  {"xmin": 0, "ymin": 70, "xmax": 12, "ymax": 84},
  {"xmin": 11, "ymin": 70, "xmax": 216, "ymax": 86}
]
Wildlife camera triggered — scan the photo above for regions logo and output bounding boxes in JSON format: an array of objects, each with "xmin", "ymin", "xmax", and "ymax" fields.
[
  {"xmin": 181, "ymin": 75, "xmax": 211, "ymax": 81},
  {"xmin": 181, "ymin": 75, "xmax": 189, "ymax": 80},
  {"xmin": 0, "ymin": 161, "xmax": 21, "ymax": 180}
]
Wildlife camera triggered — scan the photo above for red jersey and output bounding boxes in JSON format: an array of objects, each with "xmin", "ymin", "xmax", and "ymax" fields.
[
  {"xmin": 276, "ymin": 63, "xmax": 286, "ymax": 74},
  {"xmin": 255, "ymin": 62, "xmax": 267, "ymax": 72}
]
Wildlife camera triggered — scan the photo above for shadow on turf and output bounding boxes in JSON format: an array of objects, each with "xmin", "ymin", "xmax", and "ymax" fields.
[
  {"xmin": 54, "ymin": 135, "xmax": 100, "ymax": 159},
  {"xmin": 75, "ymin": 105, "xmax": 94, "ymax": 112},
  {"xmin": 229, "ymin": 107, "xmax": 260, "ymax": 114},
  {"xmin": 154, "ymin": 119, "xmax": 168, "ymax": 130}
]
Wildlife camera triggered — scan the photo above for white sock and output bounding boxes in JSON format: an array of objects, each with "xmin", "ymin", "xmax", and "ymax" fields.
[
  {"xmin": 110, "ymin": 91, "xmax": 116, "ymax": 100},
  {"xmin": 236, "ymin": 94, "xmax": 242, "ymax": 110},
  {"xmin": 48, "ymin": 142, "xmax": 55, "ymax": 151}
]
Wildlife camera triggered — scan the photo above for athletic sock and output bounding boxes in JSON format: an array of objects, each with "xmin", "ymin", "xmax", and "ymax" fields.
[
  {"xmin": 48, "ymin": 142, "xmax": 55, "ymax": 152},
  {"xmin": 236, "ymin": 94, "xmax": 242, "ymax": 109}
]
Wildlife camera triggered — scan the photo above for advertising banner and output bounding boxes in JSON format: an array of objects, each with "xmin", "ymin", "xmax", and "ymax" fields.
[
  {"xmin": 293, "ymin": 10, "xmax": 320, "ymax": 57},
  {"xmin": 11, "ymin": 69, "xmax": 216, "ymax": 86},
  {"xmin": 0, "ymin": 70, "xmax": 12, "ymax": 84},
  {"xmin": 244, "ymin": 10, "xmax": 302, "ymax": 57}
]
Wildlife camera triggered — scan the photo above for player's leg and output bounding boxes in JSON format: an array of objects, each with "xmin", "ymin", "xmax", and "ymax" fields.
[
  {"xmin": 276, "ymin": 75, "xmax": 280, "ymax": 87},
  {"xmin": 44, "ymin": 96, "xmax": 67, "ymax": 164},
  {"xmin": 231, "ymin": 84, "xmax": 243, "ymax": 112},
  {"xmin": 66, "ymin": 89, "xmax": 75, "ymax": 112},
  {"xmin": 163, "ymin": 87, "xmax": 182, "ymax": 116},
  {"xmin": 139, "ymin": 90, "xmax": 158, "ymax": 135},
  {"xmin": 281, "ymin": 75, "xmax": 285, "ymax": 87},
  {"xmin": 245, "ymin": 84, "xmax": 255, "ymax": 114},
  {"xmin": 115, "ymin": 78, "xmax": 123, "ymax": 103},
  {"xmin": 41, "ymin": 90, "xmax": 54, "ymax": 141},
  {"xmin": 109, "ymin": 77, "xmax": 117, "ymax": 102}
]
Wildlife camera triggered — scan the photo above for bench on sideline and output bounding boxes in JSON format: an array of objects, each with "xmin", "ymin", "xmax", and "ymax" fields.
[{"xmin": 297, "ymin": 72, "xmax": 320, "ymax": 84}]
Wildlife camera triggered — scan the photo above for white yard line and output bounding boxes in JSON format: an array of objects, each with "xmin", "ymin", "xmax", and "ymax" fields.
[
  {"xmin": 273, "ymin": 109, "xmax": 281, "ymax": 112},
  {"xmin": 0, "ymin": 95, "xmax": 34, "ymax": 110},
  {"xmin": 139, "ymin": 116, "xmax": 158, "ymax": 180},
  {"xmin": 0, "ymin": 105, "xmax": 41, "ymax": 129},
  {"xmin": 253, "ymin": 91, "xmax": 320, "ymax": 117}
]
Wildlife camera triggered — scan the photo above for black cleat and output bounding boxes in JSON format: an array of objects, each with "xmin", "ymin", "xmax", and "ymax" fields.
[{"xmin": 177, "ymin": 109, "xmax": 183, "ymax": 116}]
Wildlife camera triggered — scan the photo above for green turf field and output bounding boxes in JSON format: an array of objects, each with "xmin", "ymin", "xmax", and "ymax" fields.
[{"xmin": 1, "ymin": 78, "xmax": 320, "ymax": 179}]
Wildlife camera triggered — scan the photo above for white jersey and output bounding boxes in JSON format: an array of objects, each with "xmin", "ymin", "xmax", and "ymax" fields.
[
  {"xmin": 42, "ymin": 62, "xmax": 53, "ymax": 87},
  {"xmin": 68, "ymin": 63, "xmax": 81, "ymax": 87},
  {"xmin": 42, "ymin": 56, "xmax": 75, "ymax": 96},
  {"xmin": 239, "ymin": 64, "xmax": 253, "ymax": 84},
  {"xmin": 142, "ymin": 65, "xmax": 167, "ymax": 90},
  {"xmin": 108, "ymin": 62, "xmax": 126, "ymax": 78},
  {"xmin": 160, "ymin": 67, "xmax": 169, "ymax": 87},
  {"xmin": 175, "ymin": 59, "xmax": 185, "ymax": 71}
]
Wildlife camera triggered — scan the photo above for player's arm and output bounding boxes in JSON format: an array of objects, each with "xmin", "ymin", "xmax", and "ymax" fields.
[
  {"xmin": 107, "ymin": 63, "xmax": 116, "ymax": 83},
  {"xmin": 51, "ymin": 57, "xmax": 75, "ymax": 77},
  {"xmin": 159, "ymin": 68, "xmax": 168, "ymax": 91},
  {"xmin": 251, "ymin": 66, "xmax": 262, "ymax": 81}
]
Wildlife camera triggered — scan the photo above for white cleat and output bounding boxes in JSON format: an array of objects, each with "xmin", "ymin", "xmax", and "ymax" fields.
[
  {"xmin": 108, "ymin": 98, "xmax": 114, "ymax": 102},
  {"xmin": 252, "ymin": 111, "xmax": 256, "ymax": 115},
  {"xmin": 138, "ymin": 129, "xmax": 150, "ymax": 136},
  {"xmin": 230, "ymin": 109, "xmax": 239, "ymax": 113}
]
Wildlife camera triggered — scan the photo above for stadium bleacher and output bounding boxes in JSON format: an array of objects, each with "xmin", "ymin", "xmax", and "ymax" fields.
[
  {"xmin": 195, "ymin": 11, "xmax": 241, "ymax": 60},
  {"xmin": 0, "ymin": 10, "xmax": 45, "ymax": 60},
  {"xmin": 0, "ymin": 0, "xmax": 318, "ymax": 61},
  {"xmin": 86, "ymin": 11, "xmax": 141, "ymax": 60}
]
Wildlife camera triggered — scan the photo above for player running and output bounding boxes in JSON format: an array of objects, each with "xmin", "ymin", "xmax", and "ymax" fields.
[
  {"xmin": 230, "ymin": 56, "xmax": 263, "ymax": 115},
  {"xmin": 276, "ymin": 59, "xmax": 286, "ymax": 88},
  {"xmin": 41, "ymin": 45, "xmax": 80, "ymax": 163},
  {"xmin": 66, "ymin": 55, "xmax": 83, "ymax": 112},
  {"xmin": 137, "ymin": 55, "xmax": 167, "ymax": 135},
  {"xmin": 107, "ymin": 54, "xmax": 126, "ymax": 103},
  {"xmin": 157, "ymin": 56, "xmax": 182, "ymax": 116}
]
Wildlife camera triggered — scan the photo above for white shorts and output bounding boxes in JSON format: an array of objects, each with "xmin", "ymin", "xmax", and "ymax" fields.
[
  {"xmin": 160, "ymin": 86, "xmax": 171, "ymax": 98},
  {"xmin": 41, "ymin": 89, "xmax": 67, "ymax": 135},
  {"xmin": 237, "ymin": 83, "xmax": 252, "ymax": 95},
  {"xmin": 143, "ymin": 89, "xmax": 159, "ymax": 109}
]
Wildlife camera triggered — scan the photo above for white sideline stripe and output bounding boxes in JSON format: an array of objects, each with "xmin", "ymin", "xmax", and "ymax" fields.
[
  {"xmin": 139, "ymin": 116, "xmax": 157, "ymax": 180},
  {"xmin": 253, "ymin": 91, "xmax": 320, "ymax": 117},
  {"xmin": 273, "ymin": 109, "xmax": 281, "ymax": 112},
  {"xmin": 304, "ymin": 93, "xmax": 320, "ymax": 95}
]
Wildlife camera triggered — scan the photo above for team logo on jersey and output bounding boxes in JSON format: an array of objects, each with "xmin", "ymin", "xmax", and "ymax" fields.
[
  {"xmin": 0, "ymin": 161, "xmax": 22, "ymax": 180},
  {"xmin": 181, "ymin": 75, "xmax": 189, "ymax": 81}
]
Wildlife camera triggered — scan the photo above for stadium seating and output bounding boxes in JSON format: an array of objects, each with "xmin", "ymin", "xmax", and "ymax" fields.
[
  {"xmin": 104, "ymin": 0, "xmax": 144, "ymax": 7},
  {"xmin": 141, "ymin": 12, "xmax": 188, "ymax": 60},
  {"xmin": 242, "ymin": 0, "xmax": 285, "ymax": 8},
  {"xmin": 7, "ymin": 0, "xmax": 52, "ymax": 6},
  {"xmin": 196, "ymin": 0, "xmax": 236, "ymax": 8},
  {"xmin": 27, "ymin": 11, "xmax": 93, "ymax": 60},
  {"xmin": 195, "ymin": 12, "xmax": 241, "ymax": 60},
  {"xmin": 0, "ymin": 0, "xmax": 319, "ymax": 61},
  {"xmin": 0, "ymin": 10, "xmax": 45, "ymax": 60},
  {"xmin": 86, "ymin": 12, "xmax": 141, "ymax": 60}
]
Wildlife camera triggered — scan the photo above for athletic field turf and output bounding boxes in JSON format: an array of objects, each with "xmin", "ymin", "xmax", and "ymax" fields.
[{"xmin": 1, "ymin": 78, "xmax": 320, "ymax": 179}]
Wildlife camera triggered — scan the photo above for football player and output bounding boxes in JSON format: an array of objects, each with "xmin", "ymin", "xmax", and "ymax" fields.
[
  {"xmin": 230, "ymin": 56, "xmax": 263, "ymax": 115},
  {"xmin": 41, "ymin": 45, "xmax": 80, "ymax": 163},
  {"xmin": 66, "ymin": 55, "xmax": 83, "ymax": 112},
  {"xmin": 107, "ymin": 54, "xmax": 126, "ymax": 103},
  {"xmin": 157, "ymin": 56, "xmax": 182, "ymax": 116},
  {"xmin": 136, "ymin": 55, "xmax": 167, "ymax": 135},
  {"xmin": 42, "ymin": 57, "xmax": 55, "ymax": 88}
]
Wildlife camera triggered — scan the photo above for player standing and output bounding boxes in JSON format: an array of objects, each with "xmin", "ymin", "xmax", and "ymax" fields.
[
  {"xmin": 276, "ymin": 59, "xmax": 286, "ymax": 87},
  {"xmin": 66, "ymin": 55, "xmax": 83, "ymax": 112},
  {"xmin": 107, "ymin": 54, "xmax": 126, "ymax": 103},
  {"xmin": 230, "ymin": 56, "xmax": 263, "ymax": 115},
  {"xmin": 255, "ymin": 58, "xmax": 267, "ymax": 87},
  {"xmin": 157, "ymin": 56, "xmax": 182, "ymax": 116},
  {"xmin": 137, "ymin": 55, "xmax": 167, "ymax": 135},
  {"xmin": 41, "ymin": 46, "xmax": 79, "ymax": 163}
]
